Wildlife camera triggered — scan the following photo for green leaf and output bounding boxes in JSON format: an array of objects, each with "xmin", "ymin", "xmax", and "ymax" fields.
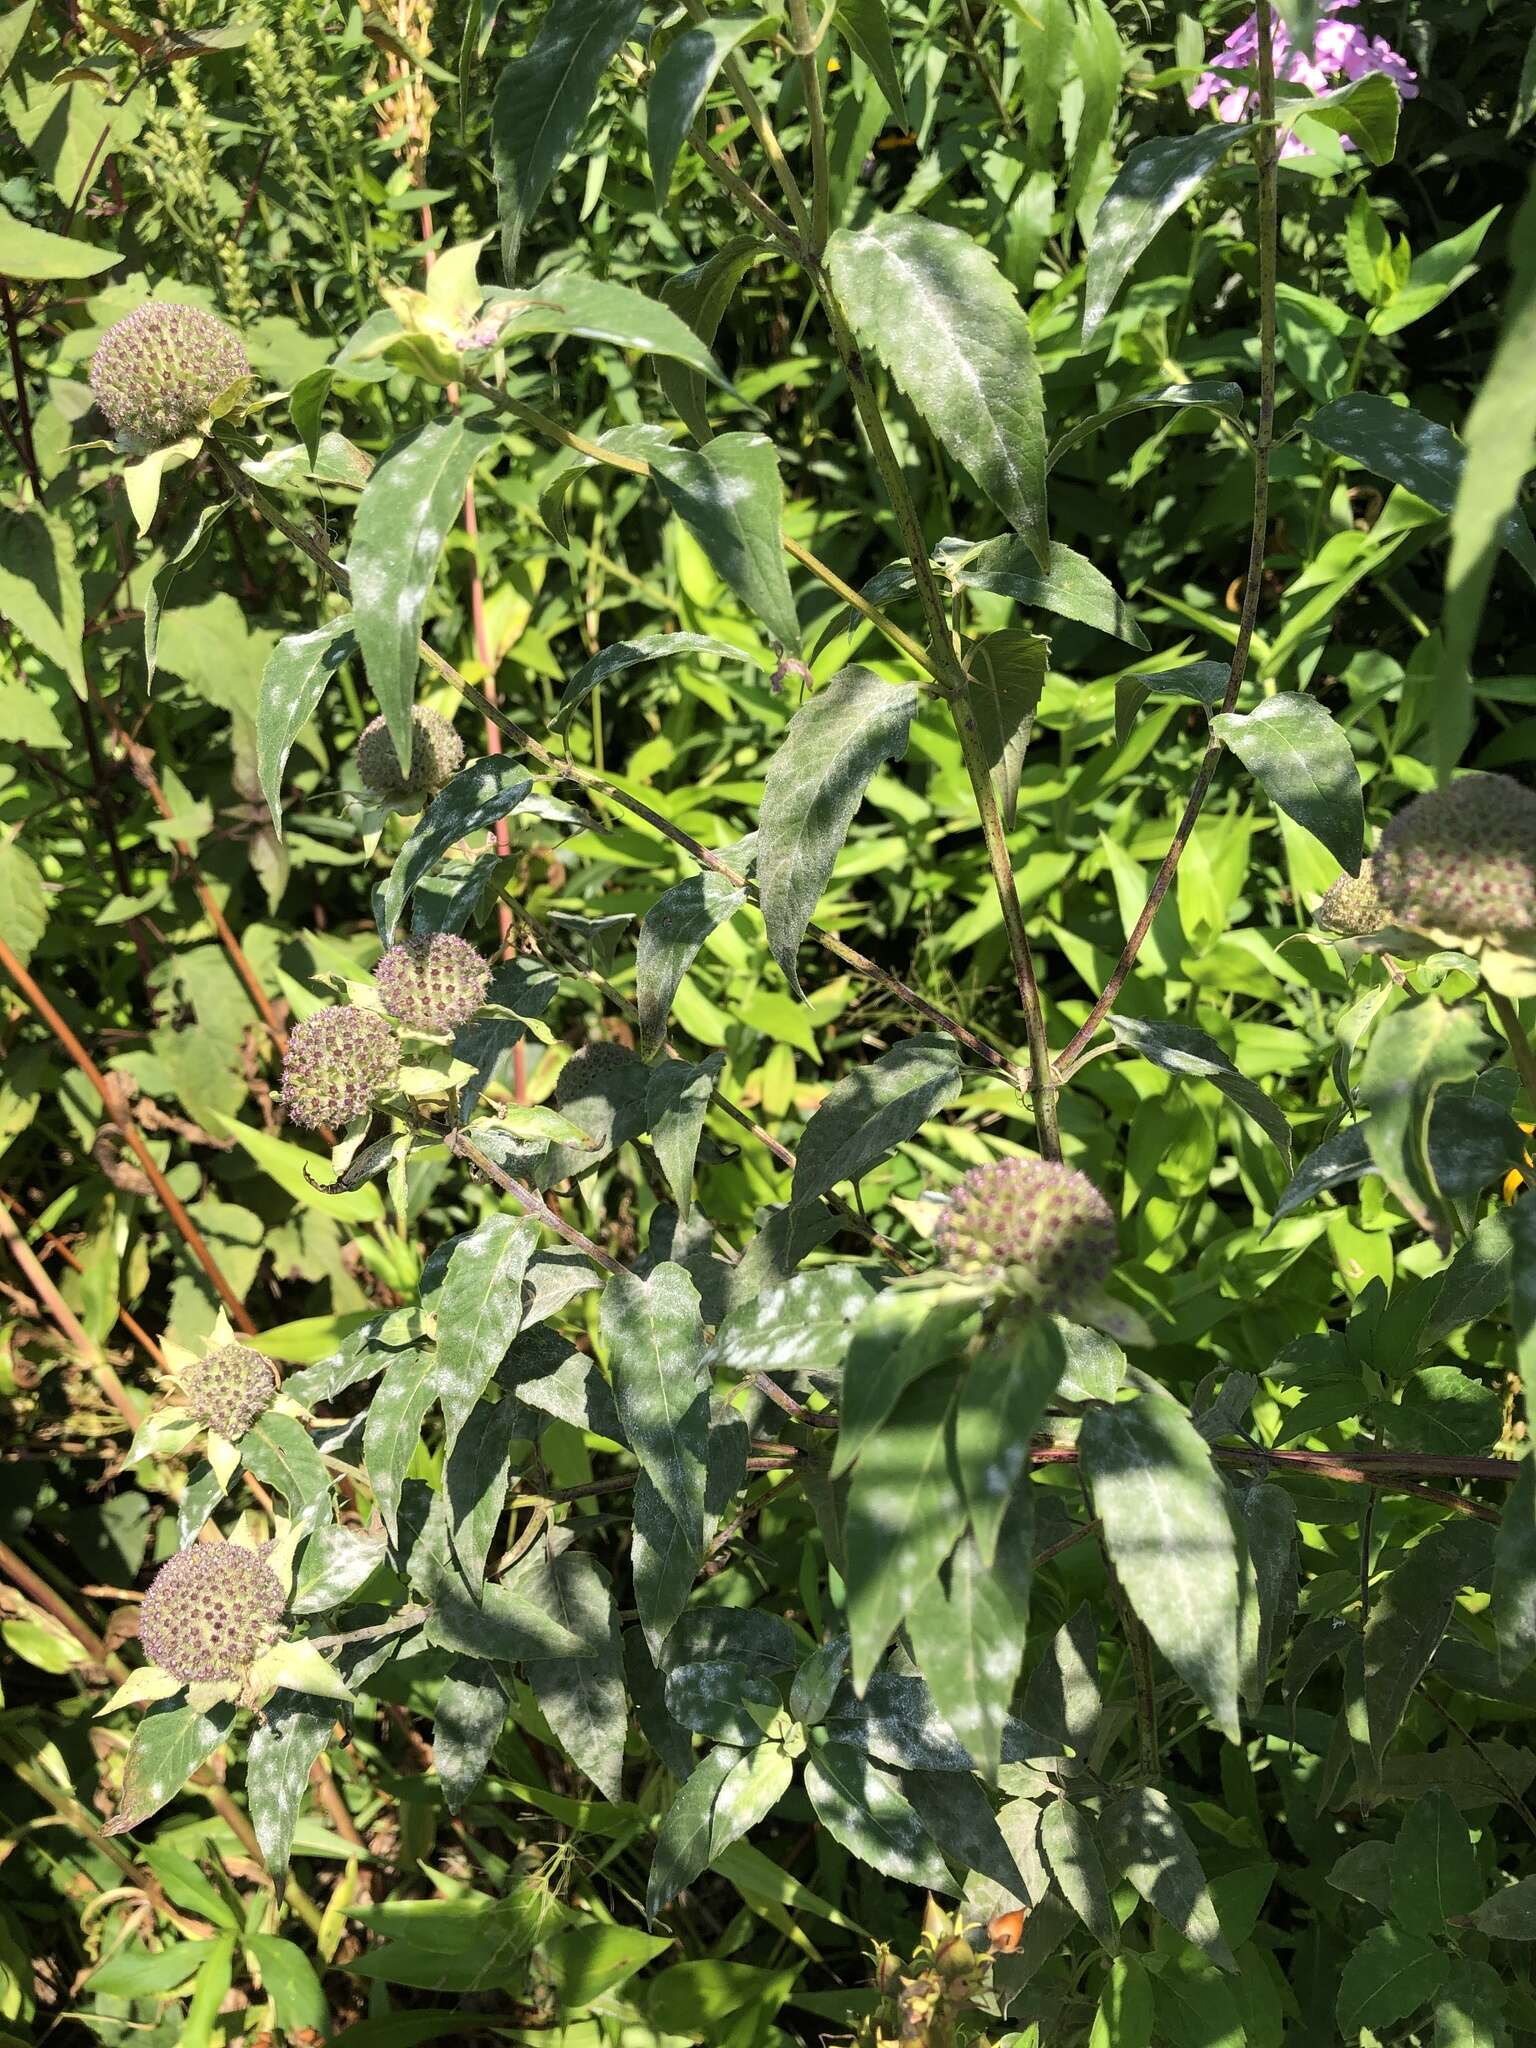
[
  {"xmin": 1364, "ymin": 1519, "xmax": 1491, "ymax": 1761},
  {"xmin": 648, "ymin": 1741, "xmax": 793, "ymax": 1917},
  {"xmin": 361, "ymin": 1341, "xmax": 437, "ymax": 1543},
  {"xmin": 1042, "ymin": 1799, "xmax": 1119, "ymax": 1950},
  {"xmin": 497, "ymin": 268, "xmax": 729, "ymax": 380},
  {"xmin": 1083, "ymin": 126, "xmax": 1249, "ymax": 341},
  {"xmin": 964, "ymin": 629, "xmax": 1048, "ymax": 830},
  {"xmin": 1211, "ymin": 693, "xmax": 1363, "ymax": 872},
  {"xmin": 1337, "ymin": 1924, "xmax": 1448, "ymax": 2037},
  {"xmin": 1372, "ymin": 206, "xmax": 1499, "ymax": 338},
  {"xmin": 350, "ymin": 1888, "xmax": 550, "ymax": 1992},
  {"xmin": 665, "ymin": 1659, "xmax": 778, "ymax": 1745},
  {"xmin": 844, "ymin": 1373, "xmax": 966, "ymax": 1687},
  {"xmin": 637, "ymin": 868, "xmax": 748, "ymax": 1059},
  {"xmin": 757, "ymin": 667, "xmax": 919, "ymax": 998},
  {"xmin": 245, "ymin": 1935, "xmax": 329, "ymax": 2039},
  {"xmin": 525, "ymin": 1557, "xmax": 629, "ymax": 1801},
  {"xmin": 952, "ymin": 1317, "xmax": 1063, "ymax": 1566},
  {"xmin": 1150, "ymin": 1949, "xmax": 1245, "ymax": 2048},
  {"xmin": 1304, "ymin": 393, "xmax": 1536, "ymax": 585},
  {"xmin": 1080, "ymin": 1394, "xmax": 1242, "ymax": 1742},
  {"xmin": 1101, "ymin": 1785, "xmax": 1234, "ymax": 1971},
  {"xmin": 1281, "ymin": 69, "xmax": 1401, "ymax": 165},
  {"xmin": 648, "ymin": 1052, "xmax": 723, "ymax": 1221},
  {"xmin": 945, "ymin": 536, "xmax": 1149, "ymax": 648},
  {"xmin": 241, "ymin": 1414, "xmax": 331, "ymax": 1528},
  {"xmin": 1358, "ymin": 999, "xmax": 1491, "ymax": 1250},
  {"xmin": 103, "ymin": 1699, "xmax": 236, "ymax": 1836},
  {"xmin": 804, "ymin": 1741, "xmax": 953, "ymax": 1891},
  {"xmin": 1237, "ymin": 1484, "xmax": 1297, "ymax": 1711},
  {"xmin": 210, "ymin": 1114, "xmax": 386, "ymax": 1224},
  {"xmin": 443, "ymin": 1387, "xmax": 526, "ymax": 1587},
  {"xmin": 543, "ymin": 1925, "xmax": 674, "ymax": 2004},
  {"xmin": 1091, "ymin": 1955, "xmax": 1155, "ymax": 2048},
  {"xmin": 492, "ymin": 0, "xmax": 644, "ymax": 277},
  {"xmin": 433, "ymin": 1213, "xmax": 540, "ymax": 1447},
  {"xmin": 350, "ymin": 414, "xmax": 499, "ymax": 772},
  {"xmin": 601, "ymin": 1263, "xmax": 709, "ymax": 1555},
  {"xmin": 1494, "ymin": 1452, "xmax": 1536, "ymax": 1685},
  {"xmin": 87, "ymin": 1938, "xmax": 222, "ymax": 1997},
  {"xmin": 0, "ymin": 505, "xmax": 84, "ymax": 696},
  {"xmin": 0, "ymin": 200, "xmax": 119, "ymax": 279},
  {"xmin": 649, "ymin": 433, "xmax": 802, "ymax": 653},
  {"xmin": 713, "ymin": 1267, "xmax": 874, "ymax": 1383},
  {"xmin": 246, "ymin": 1690, "xmax": 335, "ymax": 1874},
  {"xmin": 791, "ymin": 1034, "xmax": 961, "ymax": 1208},
  {"xmin": 826, "ymin": 214, "xmax": 1049, "ymax": 566},
  {"xmin": 377, "ymin": 757, "xmax": 535, "ymax": 938},
  {"xmin": 1108, "ymin": 1013, "xmax": 1292, "ymax": 1167},
  {"xmin": 908, "ymin": 1529, "xmax": 1028, "ymax": 1781},
  {"xmin": 659, "ymin": 236, "xmax": 770, "ymax": 442},
  {"xmin": 1390, "ymin": 1789, "xmax": 1484, "ymax": 1937},
  {"xmin": 554, "ymin": 632, "xmax": 757, "ymax": 733},
  {"xmin": 0, "ymin": 843, "xmax": 48, "ymax": 970},
  {"xmin": 1472, "ymin": 1875, "xmax": 1536, "ymax": 1939},
  {"xmin": 648, "ymin": 14, "xmax": 759, "ymax": 206},
  {"xmin": 834, "ymin": 0, "xmax": 907, "ymax": 118},
  {"xmin": 257, "ymin": 617, "xmax": 355, "ymax": 836},
  {"xmin": 834, "ymin": 1280, "xmax": 980, "ymax": 1479},
  {"xmin": 1050, "ymin": 382, "xmax": 1246, "ymax": 472},
  {"xmin": 434, "ymin": 1658, "xmax": 508, "ymax": 1811},
  {"xmin": 0, "ymin": 2, "xmax": 36, "ymax": 88},
  {"xmin": 1024, "ymin": 1605, "xmax": 1102, "ymax": 1763}
]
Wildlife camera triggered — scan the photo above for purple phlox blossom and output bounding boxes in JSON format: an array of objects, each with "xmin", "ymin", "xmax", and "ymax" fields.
[{"xmin": 1189, "ymin": 0, "xmax": 1417, "ymax": 156}]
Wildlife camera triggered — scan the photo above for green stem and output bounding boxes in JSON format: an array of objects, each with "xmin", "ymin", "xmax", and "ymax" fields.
[
  {"xmin": 678, "ymin": 0, "xmax": 814, "ymax": 243},
  {"xmin": 1489, "ymin": 986, "xmax": 1536, "ymax": 1114},
  {"xmin": 787, "ymin": 0, "xmax": 830, "ymax": 252}
]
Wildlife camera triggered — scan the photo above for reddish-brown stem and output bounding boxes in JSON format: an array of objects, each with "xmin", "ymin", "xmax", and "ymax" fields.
[
  {"xmin": 446, "ymin": 1128, "xmax": 627, "ymax": 1277},
  {"xmin": 0, "ymin": 934, "xmax": 257, "ymax": 1330},
  {"xmin": 0, "ymin": 1538, "xmax": 120, "ymax": 1669},
  {"xmin": 2, "ymin": 1188, "xmax": 169, "ymax": 1372},
  {"xmin": 1055, "ymin": 4, "xmax": 1279, "ymax": 1079}
]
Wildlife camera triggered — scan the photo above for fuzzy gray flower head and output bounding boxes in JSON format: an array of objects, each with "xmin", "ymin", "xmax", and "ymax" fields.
[
  {"xmin": 178, "ymin": 1343, "xmax": 277, "ymax": 1440},
  {"xmin": 936, "ymin": 1157, "xmax": 1117, "ymax": 1312},
  {"xmin": 1317, "ymin": 858, "xmax": 1387, "ymax": 937},
  {"xmin": 356, "ymin": 707, "xmax": 464, "ymax": 803},
  {"xmin": 374, "ymin": 932, "xmax": 490, "ymax": 1033},
  {"xmin": 1374, "ymin": 774, "xmax": 1536, "ymax": 940},
  {"xmin": 278, "ymin": 1007, "xmax": 400, "ymax": 1128},
  {"xmin": 138, "ymin": 1544, "xmax": 285, "ymax": 1684},
  {"xmin": 89, "ymin": 302, "xmax": 250, "ymax": 448}
]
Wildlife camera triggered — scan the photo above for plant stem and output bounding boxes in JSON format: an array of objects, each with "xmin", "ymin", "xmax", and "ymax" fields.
[
  {"xmin": 1489, "ymin": 986, "xmax": 1536, "ymax": 1113},
  {"xmin": 446, "ymin": 1129, "xmax": 626, "ymax": 1278},
  {"xmin": 677, "ymin": 0, "xmax": 814, "ymax": 243},
  {"xmin": 1053, "ymin": 0, "xmax": 1279, "ymax": 1079},
  {"xmin": 787, "ymin": 0, "xmax": 830, "ymax": 252}
]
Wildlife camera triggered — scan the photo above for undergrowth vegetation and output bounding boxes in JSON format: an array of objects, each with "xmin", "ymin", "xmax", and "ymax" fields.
[{"xmin": 2, "ymin": 0, "xmax": 1536, "ymax": 2043}]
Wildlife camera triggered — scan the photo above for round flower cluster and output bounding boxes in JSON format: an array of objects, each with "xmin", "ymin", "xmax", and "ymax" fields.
[
  {"xmin": 1373, "ymin": 775, "xmax": 1536, "ymax": 940},
  {"xmin": 89, "ymin": 302, "xmax": 250, "ymax": 448},
  {"xmin": 138, "ymin": 1544, "xmax": 285, "ymax": 1684},
  {"xmin": 936, "ymin": 1157, "xmax": 1117, "ymax": 1312},
  {"xmin": 278, "ymin": 1007, "xmax": 400, "ymax": 1128},
  {"xmin": 374, "ymin": 932, "xmax": 490, "ymax": 1032},
  {"xmin": 178, "ymin": 1343, "xmax": 277, "ymax": 1440},
  {"xmin": 1317, "ymin": 859, "xmax": 1387, "ymax": 937},
  {"xmin": 356, "ymin": 708, "xmax": 464, "ymax": 803}
]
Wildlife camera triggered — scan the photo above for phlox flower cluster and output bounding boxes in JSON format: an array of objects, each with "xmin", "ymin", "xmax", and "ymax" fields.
[{"xmin": 1190, "ymin": 0, "xmax": 1417, "ymax": 155}]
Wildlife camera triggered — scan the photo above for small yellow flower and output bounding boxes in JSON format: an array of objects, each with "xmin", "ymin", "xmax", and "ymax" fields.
[{"xmin": 1503, "ymin": 1123, "xmax": 1535, "ymax": 1203}]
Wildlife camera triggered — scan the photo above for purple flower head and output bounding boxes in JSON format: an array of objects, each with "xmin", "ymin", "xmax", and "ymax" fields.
[{"xmin": 1189, "ymin": 0, "xmax": 1416, "ymax": 155}]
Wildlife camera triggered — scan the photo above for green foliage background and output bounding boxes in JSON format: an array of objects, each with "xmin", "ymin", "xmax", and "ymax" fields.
[{"xmin": 2, "ymin": 0, "xmax": 1536, "ymax": 2042}]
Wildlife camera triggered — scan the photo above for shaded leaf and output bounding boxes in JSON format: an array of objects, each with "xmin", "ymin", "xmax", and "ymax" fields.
[
  {"xmin": 650, "ymin": 433, "xmax": 802, "ymax": 652},
  {"xmin": 964, "ymin": 629, "xmax": 1048, "ymax": 830},
  {"xmin": 1042, "ymin": 1799, "xmax": 1119, "ymax": 1950},
  {"xmin": 845, "ymin": 1374, "xmax": 967, "ymax": 1687},
  {"xmin": 1212, "ymin": 693, "xmax": 1364, "ymax": 871},
  {"xmin": 648, "ymin": 1052, "xmax": 723, "ymax": 1221},
  {"xmin": 1102, "ymin": 1784, "xmax": 1234, "ymax": 1971},
  {"xmin": 553, "ymin": 631, "xmax": 756, "ymax": 734},
  {"xmin": 1109, "ymin": 1013, "xmax": 1293, "ymax": 1166},
  {"xmin": 792, "ymin": 1033, "xmax": 961, "ymax": 1208},
  {"xmin": 377, "ymin": 757, "xmax": 536, "ymax": 939},
  {"xmin": 636, "ymin": 867, "xmax": 748, "ymax": 1058},
  {"xmin": 648, "ymin": 14, "xmax": 759, "ymax": 205},
  {"xmin": 804, "ymin": 1740, "xmax": 953, "ymax": 1891}
]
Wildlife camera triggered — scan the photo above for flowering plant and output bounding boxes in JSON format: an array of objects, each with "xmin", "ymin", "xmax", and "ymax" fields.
[{"xmin": 1191, "ymin": 0, "xmax": 1418, "ymax": 151}]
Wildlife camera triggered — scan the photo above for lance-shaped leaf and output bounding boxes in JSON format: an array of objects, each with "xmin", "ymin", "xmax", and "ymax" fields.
[
  {"xmin": 1238, "ymin": 1484, "xmax": 1298, "ymax": 1711},
  {"xmin": 432, "ymin": 1214, "xmax": 541, "ymax": 1448},
  {"xmin": 636, "ymin": 868, "xmax": 747, "ymax": 1059},
  {"xmin": 658, "ymin": 236, "xmax": 769, "ymax": 442},
  {"xmin": 246, "ymin": 1691, "xmax": 334, "ymax": 1874},
  {"xmin": 1048, "ymin": 380, "xmax": 1247, "ymax": 470},
  {"xmin": 952, "ymin": 1316, "xmax": 1063, "ymax": 1565},
  {"xmin": 1080, "ymin": 1393, "xmax": 1242, "ymax": 1741},
  {"xmin": 241, "ymin": 1414, "xmax": 331, "ymax": 1530},
  {"xmin": 1280, "ymin": 68, "xmax": 1401, "ymax": 165},
  {"xmin": 944, "ymin": 536, "xmax": 1149, "ymax": 648},
  {"xmin": 647, "ymin": 1052, "xmax": 723, "ymax": 1221},
  {"xmin": 1101, "ymin": 1784, "xmax": 1235, "ymax": 1971},
  {"xmin": 376, "ymin": 757, "xmax": 535, "ymax": 938},
  {"xmin": 553, "ymin": 631, "xmax": 758, "ymax": 733},
  {"xmin": 1023, "ymin": 1605, "xmax": 1101, "ymax": 1763},
  {"xmin": 1364, "ymin": 1518, "xmax": 1491, "ymax": 1761},
  {"xmin": 1337, "ymin": 1925, "xmax": 1448, "ymax": 2038},
  {"xmin": 1358, "ymin": 1000, "xmax": 1491, "ymax": 1251},
  {"xmin": 834, "ymin": 0, "xmax": 907, "ymax": 117},
  {"xmin": 713, "ymin": 1266, "xmax": 873, "ymax": 1384},
  {"xmin": 963, "ymin": 629, "xmax": 1048, "ymax": 831},
  {"xmin": 758, "ymin": 668, "xmax": 919, "ymax": 998},
  {"xmin": 0, "ymin": 505, "xmax": 85, "ymax": 697},
  {"xmin": 805, "ymin": 1741, "xmax": 953, "ymax": 1891},
  {"xmin": 103, "ymin": 1700, "xmax": 237, "ymax": 1837},
  {"xmin": 648, "ymin": 13, "xmax": 759, "ymax": 205},
  {"xmin": 350, "ymin": 414, "xmax": 500, "ymax": 770},
  {"xmin": 1495, "ymin": 1446, "xmax": 1536, "ymax": 1687},
  {"xmin": 908, "ymin": 1529, "xmax": 1029, "ymax": 1782},
  {"xmin": 494, "ymin": 269, "xmax": 728, "ymax": 379},
  {"xmin": 434, "ymin": 1658, "xmax": 508, "ymax": 1812},
  {"xmin": 826, "ymin": 214, "xmax": 1049, "ymax": 566},
  {"xmin": 792, "ymin": 1034, "xmax": 961, "ymax": 1209},
  {"xmin": 601, "ymin": 1264, "xmax": 709, "ymax": 1558},
  {"xmin": 648, "ymin": 1740, "xmax": 794, "ymax": 1917},
  {"xmin": 1390, "ymin": 1788, "xmax": 1483, "ymax": 1937},
  {"xmin": 834, "ymin": 1280, "xmax": 981, "ymax": 1480},
  {"xmin": 649, "ymin": 433, "xmax": 802, "ymax": 653},
  {"xmin": 1083, "ymin": 126, "xmax": 1250, "ymax": 341},
  {"xmin": 493, "ymin": 0, "xmax": 644, "ymax": 277},
  {"xmin": 257, "ymin": 617, "xmax": 354, "ymax": 835},
  {"xmin": 1212, "ymin": 693, "xmax": 1363, "ymax": 872},
  {"xmin": 845, "ymin": 1374, "xmax": 967, "ymax": 1688},
  {"xmin": 1109, "ymin": 1013, "xmax": 1293, "ymax": 1166},
  {"xmin": 362, "ymin": 1340, "xmax": 437, "ymax": 1543},
  {"xmin": 1041, "ymin": 1799, "xmax": 1119, "ymax": 1950}
]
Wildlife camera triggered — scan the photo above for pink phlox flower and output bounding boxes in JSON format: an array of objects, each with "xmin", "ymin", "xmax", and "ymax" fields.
[{"xmin": 1189, "ymin": 0, "xmax": 1417, "ymax": 155}]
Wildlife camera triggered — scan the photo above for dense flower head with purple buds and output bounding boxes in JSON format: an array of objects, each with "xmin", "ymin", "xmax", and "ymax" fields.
[
  {"xmin": 1318, "ymin": 859, "xmax": 1388, "ymax": 937},
  {"xmin": 138, "ymin": 1543, "xmax": 285, "ymax": 1683},
  {"xmin": 278, "ymin": 1007, "xmax": 400, "ymax": 1128},
  {"xmin": 89, "ymin": 302, "xmax": 250, "ymax": 447},
  {"xmin": 936, "ymin": 1157, "xmax": 1117, "ymax": 1311},
  {"xmin": 178, "ymin": 1343, "xmax": 277, "ymax": 1440},
  {"xmin": 1373, "ymin": 775, "xmax": 1536, "ymax": 939},
  {"xmin": 374, "ymin": 932, "xmax": 491, "ymax": 1032},
  {"xmin": 356, "ymin": 707, "xmax": 464, "ymax": 803},
  {"xmin": 1189, "ymin": 0, "xmax": 1417, "ymax": 154}
]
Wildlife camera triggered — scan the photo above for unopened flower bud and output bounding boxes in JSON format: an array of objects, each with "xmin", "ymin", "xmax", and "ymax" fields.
[
  {"xmin": 90, "ymin": 302, "xmax": 250, "ymax": 448},
  {"xmin": 374, "ymin": 932, "xmax": 490, "ymax": 1032},
  {"xmin": 356, "ymin": 708, "xmax": 464, "ymax": 803},
  {"xmin": 278, "ymin": 1007, "xmax": 400, "ymax": 1128},
  {"xmin": 1317, "ymin": 858, "xmax": 1387, "ymax": 937},
  {"xmin": 138, "ymin": 1543, "xmax": 285, "ymax": 1683},
  {"xmin": 1374, "ymin": 774, "xmax": 1536, "ymax": 940},
  {"xmin": 179, "ymin": 1343, "xmax": 277, "ymax": 1440},
  {"xmin": 936, "ymin": 1157, "xmax": 1116, "ymax": 1313}
]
